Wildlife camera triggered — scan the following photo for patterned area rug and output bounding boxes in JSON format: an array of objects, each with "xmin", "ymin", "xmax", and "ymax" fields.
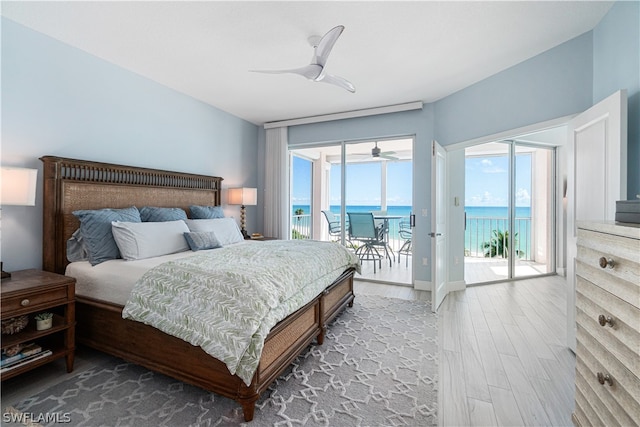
[{"xmin": 5, "ymin": 295, "xmax": 438, "ymax": 426}]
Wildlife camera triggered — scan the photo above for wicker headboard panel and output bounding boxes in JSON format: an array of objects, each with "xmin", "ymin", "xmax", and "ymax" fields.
[{"xmin": 41, "ymin": 156, "xmax": 223, "ymax": 274}]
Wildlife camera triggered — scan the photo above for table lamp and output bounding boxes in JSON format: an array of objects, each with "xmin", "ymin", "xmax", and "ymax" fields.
[
  {"xmin": 228, "ymin": 187, "xmax": 257, "ymax": 239},
  {"xmin": 1, "ymin": 167, "xmax": 38, "ymax": 280}
]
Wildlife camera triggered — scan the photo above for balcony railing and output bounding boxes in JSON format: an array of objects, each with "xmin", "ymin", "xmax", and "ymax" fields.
[
  {"xmin": 292, "ymin": 214, "xmax": 532, "ymax": 260},
  {"xmin": 465, "ymin": 216, "xmax": 531, "ymax": 260},
  {"xmin": 291, "ymin": 214, "xmax": 410, "ymax": 252},
  {"xmin": 291, "ymin": 214, "xmax": 312, "ymax": 239}
]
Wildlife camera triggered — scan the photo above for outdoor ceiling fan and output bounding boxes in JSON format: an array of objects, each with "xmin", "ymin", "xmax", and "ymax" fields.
[
  {"xmin": 350, "ymin": 142, "xmax": 398, "ymax": 161},
  {"xmin": 250, "ymin": 25, "xmax": 355, "ymax": 93},
  {"xmin": 371, "ymin": 142, "xmax": 398, "ymax": 160}
]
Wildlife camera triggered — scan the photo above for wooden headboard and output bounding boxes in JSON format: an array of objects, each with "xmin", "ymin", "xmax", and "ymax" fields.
[{"xmin": 40, "ymin": 156, "xmax": 223, "ymax": 274}]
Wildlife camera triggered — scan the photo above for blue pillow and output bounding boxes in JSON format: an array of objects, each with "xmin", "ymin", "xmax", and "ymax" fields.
[
  {"xmin": 189, "ymin": 205, "xmax": 224, "ymax": 219},
  {"xmin": 73, "ymin": 206, "xmax": 141, "ymax": 265},
  {"xmin": 66, "ymin": 229, "xmax": 89, "ymax": 262},
  {"xmin": 183, "ymin": 231, "xmax": 223, "ymax": 251},
  {"xmin": 139, "ymin": 206, "xmax": 187, "ymax": 222}
]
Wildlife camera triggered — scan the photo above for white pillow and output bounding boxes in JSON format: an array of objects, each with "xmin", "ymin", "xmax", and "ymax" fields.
[
  {"xmin": 111, "ymin": 220, "xmax": 190, "ymax": 260},
  {"xmin": 184, "ymin": 218, "xmax": 244, "ymax": 245}
]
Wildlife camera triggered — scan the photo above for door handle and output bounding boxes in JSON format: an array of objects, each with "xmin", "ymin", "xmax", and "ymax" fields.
[
  {"xmin": 410, "ymin": 214, "xmax": 416, "ymax": 227},
  {"xmin": 429, "ymin": 232, "xmax": 442, "ymax": 237}
]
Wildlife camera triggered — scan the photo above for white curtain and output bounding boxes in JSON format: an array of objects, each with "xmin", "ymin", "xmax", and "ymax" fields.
[{"xmin": 264, "ymin": 127, "xmax": 290, "ymax": 239}]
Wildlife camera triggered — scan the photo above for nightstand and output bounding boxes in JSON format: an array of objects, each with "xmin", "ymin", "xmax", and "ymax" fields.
[{"xmin": 1, "ymin": 269, "xmax": 75, "ymax": 380}]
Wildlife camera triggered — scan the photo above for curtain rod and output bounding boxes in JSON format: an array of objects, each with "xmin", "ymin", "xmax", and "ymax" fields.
[{"xmin": 264, "ymin": 101, "xmax": 423, "ymax": 129}]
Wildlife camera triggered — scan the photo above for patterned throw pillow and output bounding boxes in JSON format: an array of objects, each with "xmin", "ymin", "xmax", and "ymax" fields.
[
  {"xmin": 72, "ymin": 206, "xmax": 141, "ymax": 265},
  {"xmin": 183, "ymin": 231, "xmax": 223, "ymax": 251},
  {"xmin": 189, "ymin": 205, "xmax": 225, "ymax": 219},
  {"xmin": 139, "ymin": 206, "xmax": 187, "ymax": 222}
]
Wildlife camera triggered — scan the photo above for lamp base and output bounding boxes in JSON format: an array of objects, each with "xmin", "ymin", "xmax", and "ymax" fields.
[
  {"xmin": 241, "ymin": 229, "xmax": 250, "ymax": 240},
  {"xmin": 1, "ymin": 262, "xmax": 11, "ymax": 281}
]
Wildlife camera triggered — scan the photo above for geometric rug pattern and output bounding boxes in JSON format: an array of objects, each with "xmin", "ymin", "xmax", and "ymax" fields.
[{"xmin": 7, "ymin": 295, "xmax": 438, "ymax": 426}]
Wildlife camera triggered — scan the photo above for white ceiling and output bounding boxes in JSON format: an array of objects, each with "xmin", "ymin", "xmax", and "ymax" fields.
[{"xmin": 2, "ymin": 1, "xmax": 613, "ymax": 126}]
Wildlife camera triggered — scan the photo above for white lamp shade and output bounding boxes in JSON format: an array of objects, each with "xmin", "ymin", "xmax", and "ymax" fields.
[
  {"xmin": 1, "ymin": 167, "xmax": 38, "ymax": 206},
  {"xmin": 228, "ymin": 187, "xmax": 257, "ymax": 206}
]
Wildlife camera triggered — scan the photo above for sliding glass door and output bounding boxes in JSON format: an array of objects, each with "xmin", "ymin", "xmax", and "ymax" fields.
[
  {"xmin": 464, "ymin": 141, "xmax": 555, "ymax": 284},
  {"xmin": 290, "ymin": 137, "xmax": 414, "ymax": 285}
]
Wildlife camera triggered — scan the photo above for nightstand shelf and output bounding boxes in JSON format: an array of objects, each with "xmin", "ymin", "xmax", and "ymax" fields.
[{"xmin": 1, "ymin": 269, "xmax": 76, "ymax": 380}]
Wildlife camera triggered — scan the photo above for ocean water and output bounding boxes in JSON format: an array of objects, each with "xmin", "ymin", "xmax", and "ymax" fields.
[{"xmin": 292, "ymin": 205, "xmax": 532, "ymax": 258}]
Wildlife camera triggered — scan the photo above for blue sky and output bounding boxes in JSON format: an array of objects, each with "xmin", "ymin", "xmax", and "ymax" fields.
[
  {"xmin": 465, "ymin": 154, "xmax": 532, "ymax": 207},
  {"xmin": 292, "ymin": 156, "xmax": 413, "ymax": 206},
  {"xmin": 294, "ymin": 153, "xmax": 532, "ymax": 208}
]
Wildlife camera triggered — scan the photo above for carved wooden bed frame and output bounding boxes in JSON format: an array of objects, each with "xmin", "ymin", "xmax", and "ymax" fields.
[{"xmin": 40, "ymin": 156, "xmax": 355, "ymax": 421}]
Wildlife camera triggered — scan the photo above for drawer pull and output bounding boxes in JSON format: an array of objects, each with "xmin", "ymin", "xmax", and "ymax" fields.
[
  {"xmin": 598, "ymin": 314, "xmax": 615, "ymax": 327},
  {"xmin": 20, "ymin": 299, "xmax": 30, "ymax": 307},
  {"xmin": 598, "ymin": 257, "xmax": 615, "ymax": 269},
  {"xmin": 597, "ymin": 372, "xmax": 614, "ymax": 386}
]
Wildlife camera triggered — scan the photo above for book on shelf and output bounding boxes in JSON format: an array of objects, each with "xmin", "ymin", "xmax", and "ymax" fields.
[
  {"xmin": 1, "ymin": 348, "xmax": 51, "ymax": 372},
  {"xmin": 1, "ymin": 343, "xmax": 43, "ymax": 367}
]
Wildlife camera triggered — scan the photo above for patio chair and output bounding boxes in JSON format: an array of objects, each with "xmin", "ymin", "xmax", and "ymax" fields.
[
  {"xmin": 322, "ymin": 210, "xmax": 345, "ymax": 241},
  {"xmin": 347, "ymin": 212, "xmax": 388, "ymax": 273},
  {"xmin": 398, "ymin": 220, "xmax": 412, "ymax": 267}
]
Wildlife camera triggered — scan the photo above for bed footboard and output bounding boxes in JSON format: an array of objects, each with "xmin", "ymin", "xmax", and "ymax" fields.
[{"xmin": 75, "ymin": 268, "xmax": 355, "ymax": 422}]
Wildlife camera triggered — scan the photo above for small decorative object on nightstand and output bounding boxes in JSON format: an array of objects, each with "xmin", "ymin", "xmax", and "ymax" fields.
[
  {"xmin": 35, "ymin": 312, "xmax": 54, "ymax": 331},
  {"xmin": 1, "ymin": 269, "xmax": 75, "ymax": 380}
]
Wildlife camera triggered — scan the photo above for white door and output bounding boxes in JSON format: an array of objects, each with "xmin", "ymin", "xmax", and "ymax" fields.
[
  {"xmin": 431, "ymin": 140, "xmax": 447, "ymax": 311},
  {"xmin": 566, "ymin": 90, "xmax": 627, "ymax": 351}
]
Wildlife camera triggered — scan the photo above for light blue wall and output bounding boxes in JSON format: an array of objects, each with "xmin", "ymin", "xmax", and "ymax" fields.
[
  {"xmin": 593, "ymin": 1, "xmax": 640, "ymax": 199},
  {"xmin": 288, "ymin": 106, "xmax": 435, "ymax": 283},
  {"xmin": 1, "ymin": 18, "xmax": 259, "ymax": 271},
  {"xmin": 434, "ymin": 32, "xmax": 594, "ymax": 146}
]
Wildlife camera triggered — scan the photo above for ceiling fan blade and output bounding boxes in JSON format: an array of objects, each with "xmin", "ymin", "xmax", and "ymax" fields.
[
  {"xmin": 313, "ymin": 25, "xmax": 344, "ymax": 67},
  {"xmin": 380, "ymin": 154, "xmax": 399, "ymax": 160},
  {"xmin": 317, "ymin": 73, "xmax": 355, "ymax": 93},
  {"xmin": 250, "ymin": 64, "xmax": 322, "ymax": 80}
]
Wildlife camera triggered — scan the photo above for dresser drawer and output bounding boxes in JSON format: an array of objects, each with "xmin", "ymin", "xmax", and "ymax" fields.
[
  {"xmin": 2, "ymin": 285, "xmax": 69, "ymax": 316},
  {"xmin": 577, "ymin": 229, "xmax": 640, "ymax": 309},
  {"xmin": 576, "ymin": 324, "xmax": 640, "ymax": 426},
  {"xmin": 576, "ymin": 276, "xmax": 640, "ymax": 376}
]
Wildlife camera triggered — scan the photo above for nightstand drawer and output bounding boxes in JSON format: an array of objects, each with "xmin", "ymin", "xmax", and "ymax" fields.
[{"xmin": 2, "ymin": 286, "xmax": 69, "ymax": 315}]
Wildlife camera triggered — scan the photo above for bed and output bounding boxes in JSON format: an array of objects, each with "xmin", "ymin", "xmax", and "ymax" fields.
[{"xmin": 40, "ymin": 155, "xmax": 357, "ymax": 421}]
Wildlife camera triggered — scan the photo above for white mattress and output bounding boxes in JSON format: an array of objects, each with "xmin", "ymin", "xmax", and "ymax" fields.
[{"xmin": 66, "ymin": 242, "xmax": 250, "ymax": 306}]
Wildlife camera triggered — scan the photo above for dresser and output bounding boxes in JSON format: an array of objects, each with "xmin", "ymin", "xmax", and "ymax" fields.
[{"xmin": 573, "ymin": 221, "xmax": 640, "ymax": 426}]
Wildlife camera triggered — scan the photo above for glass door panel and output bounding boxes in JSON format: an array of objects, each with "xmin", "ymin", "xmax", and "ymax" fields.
[
  {"xmin": 291, "ymin": 138, "xmax": 413, "ymax": 285},
  {"xmin": 513, "ymin": 144, "xmax": 554, "ymax": 277},
  {"xmin": 464, "ymin": 142, "xmax": 510, "ymax": 284},
  {"xmin": 464, "ymin": 141, "xmax": 556, "ymax": 284},
  {"xmin": 291, "ymin": 155, "xmax": 312, "ymax": 240}
]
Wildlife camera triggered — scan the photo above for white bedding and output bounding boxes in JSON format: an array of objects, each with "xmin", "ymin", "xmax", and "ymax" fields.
[{"xmin": 66, "ymin": 241, "xmax": 250, "ymax": 305}]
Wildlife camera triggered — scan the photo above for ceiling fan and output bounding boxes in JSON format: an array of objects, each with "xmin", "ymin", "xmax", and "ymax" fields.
[
  {"xmin": 250, "ymin": 25, "xmax": 355, "ymax": 93},
  {"xmin": 349, "ymin": 142, "xmax": 398, "ymax": 161},
  {"xmin": 371, "ymin": 142, "xmax": 398, "ymax": 160}
]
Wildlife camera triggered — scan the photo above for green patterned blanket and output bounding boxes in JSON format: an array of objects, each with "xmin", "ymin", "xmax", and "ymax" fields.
[{"xmin": 122, "ymin": 240, "xmax": 360, "ymax": 385}]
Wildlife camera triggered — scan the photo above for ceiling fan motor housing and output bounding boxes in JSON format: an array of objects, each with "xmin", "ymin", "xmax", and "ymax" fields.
[{"xmin": 372, "ymin": 146, "xmax": 381, "ymax": 157}]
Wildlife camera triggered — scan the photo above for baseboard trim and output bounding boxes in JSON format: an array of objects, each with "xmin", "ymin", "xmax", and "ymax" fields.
[
  {"xmin": 414, "ymin": 280, "xmax": 431, "ymax": 291},
  {"xmin": 448, "ymin": 280, "xmax": 466, "ymax": 292}
]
